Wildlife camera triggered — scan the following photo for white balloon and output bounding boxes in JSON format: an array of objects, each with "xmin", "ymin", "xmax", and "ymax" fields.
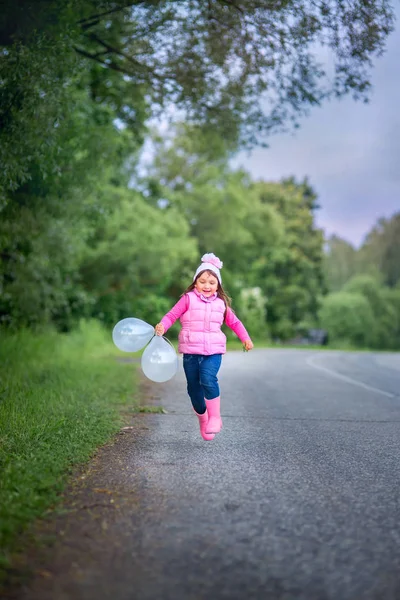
[
  {"xmin": 112, "ymin": 317, "xmax": 154, "ymax": 352},
  {"xmin": 141, "ymin": 336, "xmax": 179, "ymax": 383}
]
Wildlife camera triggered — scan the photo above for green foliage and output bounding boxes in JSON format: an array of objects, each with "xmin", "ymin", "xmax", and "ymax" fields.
[
  {"xmin": 380, "ymin": 214, "xmax": 400, "ymax": 287},
  {"xmin": 324, "ymin": 235, "xmax": 359, "ymax": 292},
  {"xmin": 80, "ymin": 186, "xmax": 198, "ymax": 325},
  {"xmin": 0, "ymin": 31, "xmax": 79, "ymax": 202},
  {"xmin": 0, "ymin": 54, "xmax": 147, "ymax": 329},
  {"xmin": 238, "ymin": 288, "xmax": 269, "ymax": 340},
  {"xmin": 145, "ymin": 128, "xmax": 268, "ymax": 278},
  {"xmin": 146, "ymin": 126, "xmax": 284, "ymax": 268},
  {"xmin": 0, "ymin": 321, "xmax": 138, "ymax": 573},
  {"xmin": 0, "ymin": 1, "xmax": 397, "ymax": 345},
  {"xmin": 0, "ymin": 196, "xmax": 90, "ymax": 330},
  {"xmin": 0, "ymin": 0, "xmax": 148, "ymax": 201},
  {"xmin": 325, "ymin": 213, "xmax": 400, "ymax": 292},
  {"xmin": 71, "ymin": 0, "xmax": 395, "ymax": 147},
  {"xmin": 250, "ymin": 178, "xmax": 326, "ymax": 339},
  {"xmin": 343, "ymin": 275, "xmax": 397, "ymax": 349},
  {"xmin": 143, "ymin": 125, "xmax": 326, "ymax": 340},
  {"xmin": 323, "ymin": 214, "xmax": 400, "ymax": 349},
  {"xmin": 0, "ymin": 0, "xmax": 395, "ymax": 196},
  {"xmin": 357, "ymin": 213, "xmax": 400, "ymax": 288},
  {"xmin": 382, "ymin": 287, "xmax": 400, "ymax": 349},
  {"xmin": 319, "ymin": 291, "xmax": 375, "ymax": 347}
]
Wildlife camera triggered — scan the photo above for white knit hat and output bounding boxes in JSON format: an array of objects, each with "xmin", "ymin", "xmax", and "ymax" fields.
[{"xmin": 193, "ymin": 253, "xmax": 223, "ymax": 284}]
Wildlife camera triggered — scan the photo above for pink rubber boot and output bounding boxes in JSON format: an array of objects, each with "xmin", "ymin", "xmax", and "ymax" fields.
[
  {"xmin": 205, "ymin": 397, "xmax": 222, "ymax": 434},
  {"xmin": 194, "ymin": 410, "xmax": 215, "ymax": 441}
]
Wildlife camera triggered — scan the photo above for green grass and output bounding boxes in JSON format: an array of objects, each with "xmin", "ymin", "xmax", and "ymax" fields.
[{"xmin": 0, "ymin": 320, "xmax": 138, "ymax": 577}]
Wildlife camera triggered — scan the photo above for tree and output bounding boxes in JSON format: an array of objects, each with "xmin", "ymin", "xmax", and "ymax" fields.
[
  {"xmin": 381, "ymin": 287, "xmax": 400, "ymax": 349},
  {"xmin": 323, "ymin": 213, "xmax": 400, "ymax": 294},
  {"xmin": 0, "ymin": 72, "xmax": 145, "ymax": 329},
  {"xmin": 319, "ymin": 291, "xmax": 375, "ymax": 347},
  {"xmin": 1, "ymin": 0, "xmax": 395, "ymax": 197},
  {"xmin": 355, "ymin": 213, "xmax": 400, "ymax": 287},
  {"xmin": 324, "ymin": 235, "xmax": 358, "ymax": 291},
  {"xmin": 322, "ymin": 215, "xmax": 400, "ymax": 349},
  {"xmin": 343, "ymin": 274, "xmax": 397, "ymax": 348},
  {"xmin": 251, "ymin": 178, "xmax": 326, "ymax": 338},
  {"xmin": 79, "ymin": 186, "xmax": 198, "ymax": 325},
  {"xmin": 143, "ymin": 126, "xmax": 326, "ymax": 339},
  {"xmin": 380, "ymin": 213, "xmax": 400, "ymax": 288},
  {"xmin": 1, "ymin": 1, "xmax": 396, "ymax": 334},
  {"xmin": 142, "ymin": 124, "xmax": 286, "ymax": 296},
  {"xmin": 0, "ymin": 1, "xmax": 149, "ymax": 203},
  {"xmin": 238, "ymin": 287, "xmax": 268, "ymax": 340},
  {"xmin": 71, "ymin": 0, "xmax": 396, "ymax": 145}
]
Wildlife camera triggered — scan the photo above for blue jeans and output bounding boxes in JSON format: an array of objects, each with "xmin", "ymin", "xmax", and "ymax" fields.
[{"xmin": 183, "ymin": 354, "xmax": 222, "ymax": 414}]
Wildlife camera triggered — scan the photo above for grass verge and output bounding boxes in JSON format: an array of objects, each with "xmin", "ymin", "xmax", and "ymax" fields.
[{"xmin": 0, "ymin": 320, "xmax": 138, "ymax": 579}]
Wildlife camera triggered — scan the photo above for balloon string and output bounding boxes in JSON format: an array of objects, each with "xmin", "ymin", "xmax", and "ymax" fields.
[
  {"xmin": 161, "ymin": 335, "xmax": 175, "ymax": 350},
  {"xmin": 148, "ymin": 334, "xmax": 175, "ymax": 350},
  {"xmin": 145, "ymin": 334, "xmax": 177, "ymax": 357}
]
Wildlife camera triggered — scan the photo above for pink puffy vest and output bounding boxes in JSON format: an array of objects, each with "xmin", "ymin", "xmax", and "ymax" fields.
[{"xmin": 178, "ymin": 291, "xmax": 227, "ymax": 355}]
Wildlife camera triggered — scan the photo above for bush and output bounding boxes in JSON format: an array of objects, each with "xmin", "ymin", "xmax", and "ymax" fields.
[
  {"xmin": 381, "ymin": 287, "xmax": 400, "ymax": 349},
  {"xmin": 319, "ymin": 291, "xmax": 375, "ymax": 347},
  {"xmin": 343, "ymin": 275, "xmax": 397, "ymax": 348},
  {"xmin": 238, "ymin": 287, "xmax": 269, "ymax": 339}
]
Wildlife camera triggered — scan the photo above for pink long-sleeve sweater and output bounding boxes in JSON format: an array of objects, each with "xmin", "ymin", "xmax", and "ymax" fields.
[{"xmin": 161, "ymin": 291, "xmax": 250, "ymax": 355}]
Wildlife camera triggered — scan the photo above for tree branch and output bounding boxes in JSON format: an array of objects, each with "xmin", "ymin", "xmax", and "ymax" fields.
[
  {"xmin": 84, "ymin": 33, "xmax": 176, "ymax": 83},
  {"xmin": 77, "ymin": 3, "xmax": 139, "ymax": 26},
  {"xmin": 218, "ymin": 0, "xmax": 244, "ymax": 14},
  {"xmin": 73, "ymin": 46, "xmax": 133, "ymax": 75},
  {"xmin": 87, "ymin": 33, "xmax": 149, "ymax": 72},
  {"xmin": 73, "ymin": 40, "xmax": 174, "ymax": 86}
]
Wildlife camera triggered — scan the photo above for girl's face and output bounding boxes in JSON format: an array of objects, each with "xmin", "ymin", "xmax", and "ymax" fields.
[{"xmin": 194, "ymin": 272, "xmax": 219, "ymax": 297}]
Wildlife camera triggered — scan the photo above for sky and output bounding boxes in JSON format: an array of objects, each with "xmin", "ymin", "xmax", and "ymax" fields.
[{"xmin": 234, "ymin": 4, "xmax": 400, "ymax": 248}]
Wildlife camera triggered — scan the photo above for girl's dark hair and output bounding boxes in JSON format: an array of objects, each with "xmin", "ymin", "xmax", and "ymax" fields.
[{"xmin": 182, "ymin": 269, "xmax": 232, "ymax": 311}]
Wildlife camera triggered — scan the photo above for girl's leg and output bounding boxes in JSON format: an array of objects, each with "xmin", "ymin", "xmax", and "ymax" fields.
[
  {"xmin": 183, "ymin": 354, "xmax": 206, "ymax": 414},
  {"xmin": 183, "ymin": 354, "xmax": 215, "ymax": 441},
  {"xmin": 199, "ymin": 354, "xmax": 222, "ymax": 400},
  {"xmin": 199, "ymin": 355, "xmax": 223, "ymax": 434}
]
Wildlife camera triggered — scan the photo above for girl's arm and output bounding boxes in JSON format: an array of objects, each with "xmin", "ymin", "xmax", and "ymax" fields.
[
  {"xmin": 158, "ymin": 295, "xmax": 188, "ymax": 333},
  {"xmin": 225, "ymin": 307, "xmax": 253, "ymax": 349}
]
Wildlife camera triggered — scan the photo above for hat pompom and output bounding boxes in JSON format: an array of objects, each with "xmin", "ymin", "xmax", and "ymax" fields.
[{"xmin": 201, "ymin": 253, "xmax": 223, "ymax": 269}]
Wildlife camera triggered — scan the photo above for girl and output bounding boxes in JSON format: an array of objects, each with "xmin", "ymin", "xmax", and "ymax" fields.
[{"xmin": 155, "ymin": 253, "xmax": 253, "ymax": 441}]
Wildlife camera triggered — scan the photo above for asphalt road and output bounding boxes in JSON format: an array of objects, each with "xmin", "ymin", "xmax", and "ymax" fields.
[{"xmin": 17, "ymin": 349, "xmax": 400, "ymax": 600}]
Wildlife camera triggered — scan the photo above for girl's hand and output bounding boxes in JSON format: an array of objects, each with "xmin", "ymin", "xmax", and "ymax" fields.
[
  {"xmin": 243, "ymin": 339, "xmax": 254, "ymax": 351},
  {"xmin": 155, "ymin": 323, "xmax": 165, "ymax": 336}
]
